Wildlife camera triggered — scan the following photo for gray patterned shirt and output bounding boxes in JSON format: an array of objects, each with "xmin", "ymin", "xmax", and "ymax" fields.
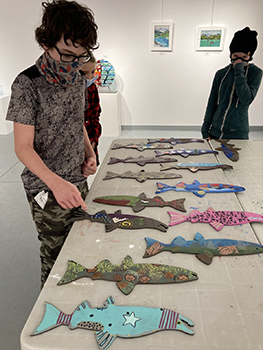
[{"xmin": 6, "ymin": 65, "xmax": 87, "ymax": 193}]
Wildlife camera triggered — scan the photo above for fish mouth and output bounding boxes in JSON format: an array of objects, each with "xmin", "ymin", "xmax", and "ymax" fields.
[
  {"xmin": 175, "ymin": 272, "xmax": 198, "ymax": 282},
  {"xmin": 77, "ymin": 321, "xmax": 104, "ymax": 331}
]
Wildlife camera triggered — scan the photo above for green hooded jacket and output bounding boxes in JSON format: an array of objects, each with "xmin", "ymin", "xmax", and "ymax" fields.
[{"xmin": 201, "ymin": 62, "xmax": 262, "ymax": 139}]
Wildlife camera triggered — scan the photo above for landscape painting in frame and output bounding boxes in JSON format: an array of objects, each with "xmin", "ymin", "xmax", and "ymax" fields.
[
  {"xmin": 151, "ymin": 22, "xmax": 174, "ymax": 51},
  {"xmin": 196, "ymin": 27, "xmax": 225, "ymax": 51}
]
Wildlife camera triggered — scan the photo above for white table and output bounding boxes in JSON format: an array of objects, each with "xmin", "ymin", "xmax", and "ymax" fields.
[{"xmin": 21, "ymin": 139, "xmax": 263, "ymax": 350}]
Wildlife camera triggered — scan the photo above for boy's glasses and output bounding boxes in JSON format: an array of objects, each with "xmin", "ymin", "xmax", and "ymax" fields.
[{"xmin": 54, "ymin": 46, "xmax": 91, "ymax": 63}]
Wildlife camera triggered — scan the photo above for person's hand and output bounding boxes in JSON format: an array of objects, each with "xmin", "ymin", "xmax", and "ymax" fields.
[
  {"xmin": 206, "ymin": 137, "xmax": 211, "ymax": 141},
  {"xmin": 82, "ymin": 155, "xmax": 97, "ymax": 177},
  {"xmin": 50, "ymin": 178, "xmax": 87, "ymax": 210}
]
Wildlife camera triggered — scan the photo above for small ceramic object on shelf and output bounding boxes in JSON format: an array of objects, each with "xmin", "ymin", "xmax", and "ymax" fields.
[
  {"xmin": 168, "ymin": 207, "xmax": 263, "ymax": 231},
  {"xmin": 93, "ymin": 192, "xmax": 186, "ymax": 212},
  {"xmin": 31, "ymin": 296, "xmax": 195, "ymax": 350},
  {"xmin": 57, "ymin": 255, "xmax": 198, "ymax": 294},
  {"xmin": 143, "ymin": 232, "xmax": 263, "ymax": 265},
  {"xmin": 156, "ymin": 180, "xmax": 245, "ymax": 197}
]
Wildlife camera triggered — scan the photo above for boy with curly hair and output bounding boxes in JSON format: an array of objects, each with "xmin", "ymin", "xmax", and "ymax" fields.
[{"xmin": 6, "ymin": 0, "xmax": 99, "ymax": 287}]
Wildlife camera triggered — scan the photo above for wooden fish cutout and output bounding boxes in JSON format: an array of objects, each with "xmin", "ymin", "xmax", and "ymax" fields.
[
  {"xmin": 168, "ymin": 207, "xmax": 263, "ymax": 231},
  {"xmin": 103, "ymin": 170, "xmax": 182, "ymax": 183},
  {"xmin": 108, "ymin": 155, "xmax": 177, "ymax": 166},
  {"xmin": 31, "ymin": 296, "xmax": 195, "ymax": 350},
  {"xmin": 57, "ymin": 255, "xmax": 198, "ymax": 295},
  {"xmin": 156, "ymin": 180, "xmax": 245, "ymax": 197},
  {"xmin": 148, "ymin": 137, "xmax": 204, "ymax": 145},
  {"xmin": 93, "ymin": 192, "xmax": 186, "ymax": 213},
  {"xmin": 155, "ymin": 148, "xmax": 219, "ymax": 158},
  {"xmin": 66, "ymin": 207, "xmax": 168, "ymax": 232},
  {"xmin": 215, "ymin": 139, "xmax": 241, "ymax": 162},
  {"xmin": 143, "ymin": 232, "xmax": 263, "ymax": 265},
  {"xmin": 111, "ymin": 142, "xmax": 173, "ymax": 152},
  {"xmin": 160, "ymin": 162, "xmax": 233, "ymax": 173}
]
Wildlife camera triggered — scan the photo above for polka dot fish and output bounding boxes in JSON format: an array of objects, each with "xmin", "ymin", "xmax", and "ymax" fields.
[
  {"xmin": 155, "ymin": 148, "xmax": 219, "ymax": 158},
  {"xmin": 31, "ymin": 296, "xmax": 195, "ymax": 349}
]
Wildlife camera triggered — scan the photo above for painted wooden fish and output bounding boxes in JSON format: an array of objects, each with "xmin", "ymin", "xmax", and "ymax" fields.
[
  {"xmin": 155, "ymin": 148, "xmax": 219, "ymax": 158},
  {"xmin": 66, "ymin": 207, "xmax": 168, "ymax": 232},
  {"xmin": 156, "ymin": 180, "xmax": 245, "ymax": 197},
  {"xmin": 160, "ymin": 162, "xmax": 233, "ymax": 173},
  {"xmin": 57, "ymin": 255, "xmax": 198, "ymax": 294},
  {"xmin": 31, "ymin": 296, "xmax": 195, "ymax": 350},
  {"xmin": 108, "ymin": 155, "xmax": 177, "ymax": 166},
  {"xmin": 148, "ymin": 137, "xmax": 204, "ymax": 145},
  {"xmin": 111, "ymin": 142, "xmax": 172, "ymax": 152},
  {"xmin": 143, "ymin": 232, "xmax": 263, "ymax": 265},
  {"xmin": 103, "ymin": 170, "xmax": 182, "ymax": 183},
  {"xmin": 215, "ymin": 139, "xmax": 241, "ymax": 162},
  {"xmin": 93, "ymin": 192, "xmax": 186, "ymax": 213},
  {"xmin": 168, "ymin": 207, "xmax": 263, "ymax": 231}
]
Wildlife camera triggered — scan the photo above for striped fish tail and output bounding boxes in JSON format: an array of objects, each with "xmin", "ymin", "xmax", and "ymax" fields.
[
  {"xmin": 95, "ymin": 331, "xmax": 117, "ymax": 349},
  {"xmin": 168, "ymin": 211, "xmax": 188, "ymax": 226},
  {"xmin": 30, "ymin": 302, "xmax": 72, "ymax": 335}
]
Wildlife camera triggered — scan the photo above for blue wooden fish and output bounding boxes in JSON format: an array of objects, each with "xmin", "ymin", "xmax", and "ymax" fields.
[
  {"xmin": 156, "ymin": 180, "xmax": 245, "ymax": 197},
  {"xmin": 160, "ymin": 162, "xmax": 233, "ymax": 172},
  {"xmin": 148, "ymin": 137, "xmax": 204, "ymax": 145},
  {"xmin": 143, "ymin": 233, "xmax": 263, "ymax": 265},
  {"xmin": 155, "ymin": 148, "xmax": 218, "ymax": 158},
  {"xmin": 31, "ymin": 296, "xmax": 194, "ymax": 349}
]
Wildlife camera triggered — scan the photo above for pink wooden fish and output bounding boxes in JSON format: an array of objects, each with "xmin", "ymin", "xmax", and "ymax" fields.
[{"xmin": 168, "ymin": 207, "xmax": 263, "ymax": 231}]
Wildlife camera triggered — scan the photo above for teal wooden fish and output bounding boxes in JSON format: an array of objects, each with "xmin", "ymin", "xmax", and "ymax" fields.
[
  {"xmin": 143, "ymin": 233, "xmax": 263, "ymax": 265},
  {"xmin": 31, "ymin": 296, "xmax": 195, "ymax": 349},
  {"xmin": 57, "ymin": 255, "xmax": 198, "ymax": 295}
]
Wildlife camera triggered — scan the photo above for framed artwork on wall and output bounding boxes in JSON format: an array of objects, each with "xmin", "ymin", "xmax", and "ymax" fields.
[
  {"xmin": 151, "ymin": 22, "xmax": 174, "ymax": 51},
  {"xmin": 196, "ymin": 26, "xmax": 225, "ymax": 51}
]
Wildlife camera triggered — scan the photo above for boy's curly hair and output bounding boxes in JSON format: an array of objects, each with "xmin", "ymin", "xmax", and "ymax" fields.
[{"xmin": 35, "ymin": 0, "xmax": 98, "ymax": 51}]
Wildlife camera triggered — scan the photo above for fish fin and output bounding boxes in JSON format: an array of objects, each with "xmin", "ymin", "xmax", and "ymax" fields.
[
  {"xmin": 103, "ymin": 296, "xmax": 115, "ymax": 307},
  {"xmin": 189, "ymin": 209, "xmax": 201, "ymax": 216},
  {"xmin": 181, "ymin": 153, "xmax": 189, "ymax": 157},
  {"xmin": 193, "ymin": 190, "xmax": 206, "ymax": 197},
  {"xmin": 65, "ymin": 206, "xmax": 90, "ymax": 224},
  {"xmin": 193, "ymin": 180, "xmax": 201, "ymax": 185},
  {"xmin": 196, "ymin": 253, "xmax": 213, "ymax": 265},
  {"xmin": 103, "ymin": 171, "xmax": 119, "ymax": 180},
  {"xmin": 167, "ymin": 198, "xmax": 186, "ymax": 212},
  {"xmin": 143, "ymin": 237, "xmax": 164, "ymax": 257},
  {"xmin": 209, "ymin": 220, "xmax": 224, "ymax": 231},
  {"xmin": 156, "ymin": 182, "xmax": 173, "ymax": 194},
  {"xmin": 132, "ymin": 202, "xmax": 144, "ymax": 212},
  {"xmin": 58, "ymin": 260, "xmax": 87, "ymax": 285},
  {"xmin": 155, "ymin": 151, "xmax": 164, "ymax": 156},
  {"xmin": 121, "ymin": 255, "xmax": 134, "ymax": 268},
  {"xmin": 107, "ymin": 157, "xmax": 121, "ymax": 165},
  {"xmin": 207, "ymin": 207, "xmax": 215, "ymax": 212},
  {"xmin": 105, "ymin": 223, "xmax": 117, "ymax": 232},
  {"xmin": 168, "ymin": 211, "xmax": 188, "ymax": 226},
  {"xmin": 95, "ymin": 330, "xmax": 117, "ymax": 349},
  {"xmin": 194, "ymin": 232, "xmax": 205, "ymax": 241},
  {"xmin": 116, "ymin": 281, "xmax": 136, "ymax": 295},
  {"xmin": 114, "ymin": 209, "xmax": 122, "ymax": 214},
  {"xmin": 160, "ymin": 163, "xmax": 173, "ymax": 171},
  {"xmin": 138, "ymin": 192, "xmax": 147, "ymax": 199},
  {"xmin": 171, "ymin": 236, "xmax": 186, "ymax": 246},
  {"xmin": 30, "ymin": 302, "xmax": 63, "ymax": 335}
]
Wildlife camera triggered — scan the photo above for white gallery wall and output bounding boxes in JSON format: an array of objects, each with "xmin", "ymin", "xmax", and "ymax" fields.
[{"xmin": 1, "ymin": 0, "xmax": 263, "ymax": 126}]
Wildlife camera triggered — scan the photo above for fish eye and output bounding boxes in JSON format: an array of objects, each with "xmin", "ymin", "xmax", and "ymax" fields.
[
  {"xmin": 90, "ymin": 314, "xmax": 94, "ymax": 317},
  {"xmin": 160, "ymin": 308, "xmax": 163, "ymax": 311},
  {"xmin": 108, "ymin": 323, "xmax": 112, "ymax": 327},
  {"xmin": 126, "ymin": 312, "xmax": 130, "ymax": 314}
]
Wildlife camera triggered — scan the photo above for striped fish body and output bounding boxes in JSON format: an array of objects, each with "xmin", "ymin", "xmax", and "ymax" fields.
[{"xmin": 31, "ymin": 296, "xmax": 194, "ymax": 349}]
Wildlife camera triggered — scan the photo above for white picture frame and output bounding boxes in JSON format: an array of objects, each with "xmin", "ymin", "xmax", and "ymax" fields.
[
  {"xmin": 196, "ymin": 26, "xmax": 226, "ymax": 51},
  {"xmin": 151, "ymin": 22, "xmax": 174, "ymax": 52}
]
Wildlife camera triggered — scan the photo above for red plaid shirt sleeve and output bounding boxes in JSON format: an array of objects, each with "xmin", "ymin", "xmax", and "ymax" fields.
[{"xmin": 84, "ymin": 83, "xmax": 102, "ymax": 164}]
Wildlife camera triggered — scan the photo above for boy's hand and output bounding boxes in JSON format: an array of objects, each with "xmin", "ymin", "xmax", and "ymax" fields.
[
  {"xmin": 82, "ymin": 155, "xmax": 97, "ymax": 177},
  {"xmin": 50, "ymin": 178, "xmax": 87, "ymax": 210}
]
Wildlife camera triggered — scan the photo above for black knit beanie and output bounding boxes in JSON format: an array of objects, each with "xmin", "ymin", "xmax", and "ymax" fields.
[{"xmin": 229, "ymin": 27, "xmax": 258, "ymax": 60}]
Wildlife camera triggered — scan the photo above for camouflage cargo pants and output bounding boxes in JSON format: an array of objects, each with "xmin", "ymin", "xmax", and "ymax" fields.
[{"xmin": 27, "ymin": 181, "xmax": 89, "ymax": 288}]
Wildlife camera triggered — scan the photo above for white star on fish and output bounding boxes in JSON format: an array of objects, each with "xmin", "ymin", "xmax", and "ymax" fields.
[{"xmin": 122, "ymin": 312, "xmax": 141, "ymax": 328}]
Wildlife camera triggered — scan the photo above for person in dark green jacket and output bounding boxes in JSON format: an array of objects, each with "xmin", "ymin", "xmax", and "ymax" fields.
[{"xmin": 201, "ymin": 27, "xmax": 262, "ymax": 140}]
